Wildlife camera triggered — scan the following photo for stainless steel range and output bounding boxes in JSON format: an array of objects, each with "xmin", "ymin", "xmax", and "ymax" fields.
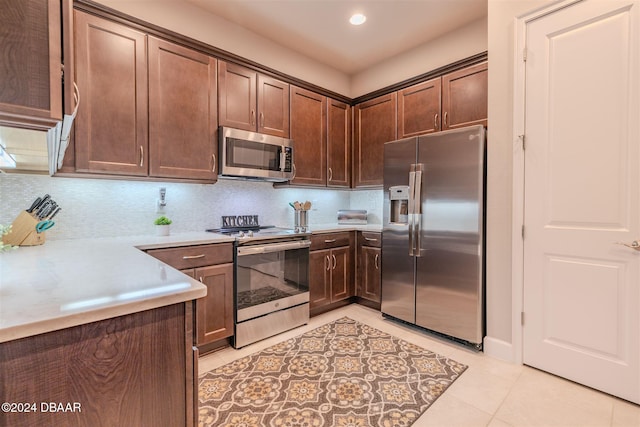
[{"xmin": 207, "ymin": 215, "xmax": 310, "ymax": 348}]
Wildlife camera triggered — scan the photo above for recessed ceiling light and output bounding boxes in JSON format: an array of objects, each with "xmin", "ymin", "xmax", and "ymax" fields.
[{"xmin": 349, "ymin": 13, "xmax": 366, "ymax": 26}]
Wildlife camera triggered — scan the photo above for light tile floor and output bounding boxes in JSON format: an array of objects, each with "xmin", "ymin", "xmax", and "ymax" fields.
[{"xmin": 199, "ymin": 304, "xmax": 640, "ymax": 427}]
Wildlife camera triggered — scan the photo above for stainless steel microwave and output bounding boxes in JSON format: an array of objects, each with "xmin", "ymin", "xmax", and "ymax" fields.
[{"xmin": 218, "ymin": 127, "xmax": 294, "ymax": 182}]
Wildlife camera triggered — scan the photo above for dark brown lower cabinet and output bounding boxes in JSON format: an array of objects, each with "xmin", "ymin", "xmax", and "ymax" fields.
[
  {"xmin": 0, "ymin": 302, "xmax": 197, "ymax": 427},
  {"xmin": 182, "ymin": 264, "xmax": 234, "ymax": 345},
  {"xmin": 309, "ymin": 232, "xmax": 354, "ymax": 314},
  {"xmin": 146, "ymin": 243, "xmax": 234, "ymax": 349},
  {"xmin": 357, "ymin": 232, "xmax": 382, "ymax": 309}
]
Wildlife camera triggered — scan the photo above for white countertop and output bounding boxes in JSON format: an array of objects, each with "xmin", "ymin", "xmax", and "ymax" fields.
[
  {"xmin": 310, "ymin": 223, "xmax": 382, "ymax": 233},
  {"xmin": 0, "ymin": 226, "xmax": 380, "ymax": 344},
  {"xmin": 0, "ymin": 232, "xmax": 233, "ymax": 343}
]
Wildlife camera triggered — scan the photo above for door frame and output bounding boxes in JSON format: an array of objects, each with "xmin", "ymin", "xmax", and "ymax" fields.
[{"xmin": 511, "ymin": 0, "xmax": 584, "ymax": 365}]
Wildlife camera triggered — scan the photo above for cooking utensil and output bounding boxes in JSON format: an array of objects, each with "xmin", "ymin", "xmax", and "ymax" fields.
[
  {"xmin": 37, "ymin": 201, "xmax": 57, "ymax": 220},
  {"xmin": 26, "ymin": 197, "xmax": 42, "ymax": 213},
  {"xmin": 48, "ymin": 207, "xmax": 61, "ymax": 220},
  {"xmin": 294, "ymin": 201, "xmax": 301, "ymax": 210},
  {"xmin": 29, "ymin": 194, "xmax": 50, "ymax": 215},
  {"xmin": 35, "ymin": 220, "xmax": 55, "ymax": 233},
  {"xmin": 303, "ymin": 201, "xmax": 311, "ymax": 210}
]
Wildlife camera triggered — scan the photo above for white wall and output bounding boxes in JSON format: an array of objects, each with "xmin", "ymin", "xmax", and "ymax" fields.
[
  {"xmin": 0, "ymin": 174, "xmax": 382, "ymax": 240},
  {"xmin": 484, "ymin": 0, "xmax": 554, "ymax": 359},
  {"xmin": 351, "ymin": 17, "xmax": 488, "ymax": 97},
  {"xmin": 95, "ymin": 1, "xmax": 487, "ymax": 99},
  {"xmin": 96, "ymin": 0, "xmax": 351, "ymax": 96}
]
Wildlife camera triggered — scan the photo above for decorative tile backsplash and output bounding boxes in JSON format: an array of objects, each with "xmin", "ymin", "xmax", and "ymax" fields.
[{"xmin": 0, "ymin": 173, "xmax": 382, "ymax": 240}]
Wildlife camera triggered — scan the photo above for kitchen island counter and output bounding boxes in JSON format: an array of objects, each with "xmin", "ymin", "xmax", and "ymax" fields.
[{"xmin": 0, "ymin": 232, "xmax": 233, "ymax": 343}]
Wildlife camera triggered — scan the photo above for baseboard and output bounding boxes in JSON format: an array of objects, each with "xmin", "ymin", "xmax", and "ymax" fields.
[{"xmin": 483, "ymin": 336, "xmax": 515, "ymax": 362}]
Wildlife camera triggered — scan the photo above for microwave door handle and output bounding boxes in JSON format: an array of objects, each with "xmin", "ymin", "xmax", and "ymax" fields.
[{"xmin": 280, "ymin": 147, "xmax": 286, "ymax": 172}]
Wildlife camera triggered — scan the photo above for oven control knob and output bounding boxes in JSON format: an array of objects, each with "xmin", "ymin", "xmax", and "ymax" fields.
[
  {"xmin": 238, "ymin": 231, "xmax": 245, "ymax": 238},
  {"xmin": 247, "ymin": 230, "xmax": 254, "ymax": 237},
  {"xmin": 275, "ymin": 302, "xmax": 280, "ymax": 308}
]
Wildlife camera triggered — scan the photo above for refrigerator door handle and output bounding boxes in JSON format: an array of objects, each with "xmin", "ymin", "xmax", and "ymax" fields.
[
  {"xmin": 408, "ymin": 168, "xmax": 416, "ymax": 256},
  {"xmin": 413, "ymin": 167, "xmax": 423, "ymax": 257}
]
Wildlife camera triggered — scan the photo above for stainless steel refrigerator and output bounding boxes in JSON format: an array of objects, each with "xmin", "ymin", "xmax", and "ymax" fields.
[{"xmin": 381, "ymin": 125, "xmax": 485, "ymax": 349}]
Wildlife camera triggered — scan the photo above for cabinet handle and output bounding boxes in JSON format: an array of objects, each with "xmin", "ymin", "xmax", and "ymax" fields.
[
  {"xmin": 211, "ymin": 154, "xmax": 216, "ymax": 173},
  {"xmin": 374, "ymin": 253, "xmax": 379, "ymax": 270},
  {"xmin": 434, "ymin": 113, "xmax": 439, "ymax": 131},
  {"xmin": 364, "ymin": 237, "xmax": 378, "ymax": 242},
  {"xmin": 326, "ymin": 255, "xmax": 331, "ymax": 271},
  {"xmin": 183, "ymin": 254, "xmax": 205, "ymax": 260},
  {"xmin": 292, "ymin": 163, "xmax": 297, "ymax": 179},
  {"xmin": 328, "ymin": 167, "xmax": 333, "ymax": 182},
  {"xmin": 260, "ymin": 112, "xmax": 264, "ymax": 128},
  {"xmin": 251, "ymin": 109, "xmax": 255, "ymax": 126},
  {"xmin": 324, "ymin": 239, "xmax": 336, "ymax": 243},
  {"xmin": 198, "ymin": 276, "xmax": 204, "ymax": 283},
  {"xmin": 139, "ymin": 146, "xmax": 144, "ymax": 167},
  {"xmin": 332, "ymin": 254, "xmax": 337, "ymax": 269},
  {"xmin": 443, "ymin": 111, "xmax": 448, "ymax": 128}
]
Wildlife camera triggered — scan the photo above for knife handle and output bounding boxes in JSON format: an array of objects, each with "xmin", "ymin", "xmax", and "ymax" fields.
[{"xmin": 48, "ymin": 207, "xmax": 61, "ymax": 220}]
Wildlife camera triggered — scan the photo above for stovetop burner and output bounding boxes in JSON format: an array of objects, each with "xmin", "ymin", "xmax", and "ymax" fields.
[
  {"xmin": 206, "ymin": 225, "xmax": 308, "ymax": 241},
  {"xmin": 206, "ymin": 215, "xmax": 309, "ymax": 242}
]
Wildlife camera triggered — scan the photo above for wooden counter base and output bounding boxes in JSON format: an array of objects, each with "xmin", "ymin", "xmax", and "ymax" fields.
[{"xmin": 0, "ymin": 302, "xmax": 197, "ymax": 427}]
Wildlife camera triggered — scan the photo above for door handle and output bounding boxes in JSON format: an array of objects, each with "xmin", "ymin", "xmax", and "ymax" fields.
[
  {"xmin": 616, "ymin": 240, "xmax": 640, "ymax": 251},
  {"xmin": 326, "ymin": 255, "xmax": 331, "ymax": 271},
  {"xmin": 374, "ymin": 253, "xmax": 379, "ymax": 269},
  {"xmin": 332, "ymin": 254, "xmax": 337, "ymax": 269}
]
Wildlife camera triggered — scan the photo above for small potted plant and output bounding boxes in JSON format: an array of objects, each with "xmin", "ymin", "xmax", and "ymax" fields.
[{"xmin": 154, "ymin": 216, "xmax": 172, "ymax": 236}]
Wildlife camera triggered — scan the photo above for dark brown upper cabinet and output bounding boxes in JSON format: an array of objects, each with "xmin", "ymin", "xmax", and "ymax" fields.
[
  {"xmin": 289, "ymin": 86, "xmax": 327, "ymax": 186},
  {"xmin": 74, "ymin": 11, "xmax": 148, "ymax": 176},
  {"xmin": 397, "ymin": 77, "xmax": 441, "ymax": 137},
  {"xmin": 441, "ymin": 61, "xmax": 488, "ymax": 130},
  {"xmin": 218, "ymin": 61, "xmax": 290, "ymax": 138},
  {"xmin": 353, "ymin": 92, "xmax": 397, "ymax": 188},
  {"xmin": 73, "ymin": 12, "xmax": 218, "ymax": 182},
  {"xmin": 148, "ymin": 37, "xmax": 218, "ymax": 181},
  {"xmin": 0, "ymin": 0, "xmax": 62, "ymax": 130},
  {"xmin": 327, "ymin": 99, "xmax": 351, "ymax": 188},
  {"xmin": 397, "ymin": 62, "xmax": 487, "ymax": 138},
  {"xmin": 282, "ymin": 88, "xmax": 350, "ymax": 188}
]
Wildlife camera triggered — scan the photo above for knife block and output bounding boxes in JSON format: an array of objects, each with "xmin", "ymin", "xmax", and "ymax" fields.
[{"xmin": 2, "ymin": 211, "xmax": 46, "ymax": 246}]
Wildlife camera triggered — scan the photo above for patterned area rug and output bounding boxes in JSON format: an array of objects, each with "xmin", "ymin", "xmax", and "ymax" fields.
[{"xmin": 198, "ymin": 317, "xmax": 467, "ymax": 427}]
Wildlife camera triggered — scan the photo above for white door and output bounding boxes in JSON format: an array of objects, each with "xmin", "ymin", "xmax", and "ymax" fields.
[{"xmin": 523, "ymin": 0, "xmax": 640, "ymax": 403}]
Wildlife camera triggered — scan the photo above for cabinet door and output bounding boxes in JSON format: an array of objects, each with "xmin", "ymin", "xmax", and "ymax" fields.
[
  {"xmin": 74, "ymin": 11, "xmax": 148, "ymax": 175},
  {"xmin": 353, "ymin": 93, "xmax": 397, "ymax": 187},
  {"xmin": 258, "ymin": 74, "xmax": 289, "ymax": 137},
  {"xmin": 0, "ymin": 0, "xmax": 62, "ymax": 129},
  {"xmin": 398, "ymin": 77, "xmax": 441, "ymax": 137},
  {"xmin": 327, "ymin": 99, "xmax": 351, "ymax": 187},
  {"xmin": 330, "ymin": 246, "xmax": 353, "ymax": 302},
  {"xmin": 309, "ymin": 249, "xmax": 331, "ymax": 309},
  {"xmin": 194, "ymin": 263, "xmax": 234, "ymax": 345},
  {"xmin": 218, "ymin": 61, "xmax": 256, "ymax": 132},
  {"xmin": 442, "ymin": 62, "xmax": 488, "ymax": 130},
  {"xmin": 148, "ymin": 37, "xmax": 217, "ymax": 181},
  {"xmin": 289, "ymin": 86, "xmax": 326, "ymax": 185},
  {"xmin": 359, "ymin": 246, "xmax": 381, "ymax": 303}
]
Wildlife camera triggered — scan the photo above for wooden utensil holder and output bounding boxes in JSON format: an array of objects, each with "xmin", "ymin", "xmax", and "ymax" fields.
[{"xmin": 2, "ymin": 211, "xmax": 46, "ymax": 246}]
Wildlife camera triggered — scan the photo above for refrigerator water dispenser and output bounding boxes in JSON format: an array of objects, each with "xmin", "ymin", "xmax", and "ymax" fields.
[{"xmin": 389, "ymin": 185, "xmax": 409, "ymax": 224}]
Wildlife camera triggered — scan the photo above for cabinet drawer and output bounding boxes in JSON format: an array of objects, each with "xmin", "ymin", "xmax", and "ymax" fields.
[
  {"xmin": 310, "ymin": 232, "xmax": 352, "ymax": 250},
  {"xmin": 147, "ymin": 243, "xmax": 233, "ymax": 269},
  {"xmin": 359, "ymin": 232, "xmax": 381, "ymax": 248}
]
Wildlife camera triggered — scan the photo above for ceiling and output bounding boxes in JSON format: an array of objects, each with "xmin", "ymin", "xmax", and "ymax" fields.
[{"xmin": 183, "ymin": 0, "xmax": 487, "ymax": 75}]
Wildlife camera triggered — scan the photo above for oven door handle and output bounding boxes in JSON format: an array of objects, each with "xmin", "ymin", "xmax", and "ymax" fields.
[{"xmin": 237, "ymin": 240, "xmax": 311, "ymax": 256}]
